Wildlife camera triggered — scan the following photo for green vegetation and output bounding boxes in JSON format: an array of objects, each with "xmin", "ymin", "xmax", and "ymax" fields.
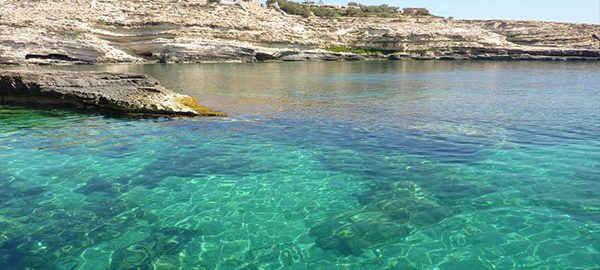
[
  {"xmin": 267, "ymin": 0, "xmax": 424, "ymax": 18},
  {"xmin": 96, "ymin": 19, "xmax": 109, "ymax": 26},
  {"xmin": 359, "ymin": 4, "xmax": 399, "ymax": 14},
  {"xmin": 402, "ymin": 8, "xmax": 431, "ymax": 16},
  {"xmin": 267, "ymin": 0, "xmax": 311, "ymax": 17},
  {"xmin": 310, "ymin": 6, "xmax": 339, "ymax": 17},
  {"xmin": 343, "ymin": 7, "xmax": 365, "ymax": 17}
]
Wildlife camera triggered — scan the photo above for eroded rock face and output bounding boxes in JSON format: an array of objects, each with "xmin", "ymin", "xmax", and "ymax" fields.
[
  {"xmin": 0, "ymin": 70, "xmax": 225, "ymax": 116},
  {"xmin": 0, "ymin": 0, "xmax": 599, "ymax": 64}
]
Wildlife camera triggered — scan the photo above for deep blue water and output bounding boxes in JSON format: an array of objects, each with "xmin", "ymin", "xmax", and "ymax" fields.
[{"xmin": 1, "ymin": 61, "xmax": 599, "ymax": 269}]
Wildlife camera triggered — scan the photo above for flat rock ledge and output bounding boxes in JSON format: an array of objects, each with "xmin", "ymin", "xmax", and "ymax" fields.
[{"xmin": 0, "ymin": 70, "xmax": 225, "ymax": 117}]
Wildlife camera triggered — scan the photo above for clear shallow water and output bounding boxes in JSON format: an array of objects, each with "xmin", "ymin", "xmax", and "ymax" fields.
[{"xmin": 1, "ymin": 61, "xmax": 600, "ymax": 269}]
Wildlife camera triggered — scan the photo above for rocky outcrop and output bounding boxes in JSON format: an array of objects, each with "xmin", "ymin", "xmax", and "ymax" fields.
[
  {"xmin": 0, "ymin": 0, "xmax": 598, "ymax": 64},
  {"xmin": 387, "ymin": 47, "xmax": 600, "ymax": 61},
  {"xmin": 0, "ymin": 70, "xmax": 226, "ymax": 116}
]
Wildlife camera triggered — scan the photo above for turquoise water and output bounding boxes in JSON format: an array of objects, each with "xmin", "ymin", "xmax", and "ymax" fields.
[{"xmin": 1, "ymin": 61, "xmax": 600, "ymax": 269}]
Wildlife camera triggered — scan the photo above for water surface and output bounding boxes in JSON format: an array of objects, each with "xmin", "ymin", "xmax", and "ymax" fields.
[{"xmin": 1, "ymin": 61, "xmax": 599, "ymax": 269}]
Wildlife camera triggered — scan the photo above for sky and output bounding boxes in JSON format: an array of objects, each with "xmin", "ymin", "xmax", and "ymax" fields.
[{"xmin": 325, "ymin": 0, "xmax": 600, "ymax": 24}]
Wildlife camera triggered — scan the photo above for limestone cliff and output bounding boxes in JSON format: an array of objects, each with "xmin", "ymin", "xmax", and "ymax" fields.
[{"xmin": 1, "ymin": 0, "xmax": 599, "ymax": 64}]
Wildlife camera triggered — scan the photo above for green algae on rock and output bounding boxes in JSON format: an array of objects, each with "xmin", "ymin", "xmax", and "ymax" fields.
[
  {"xmin": 0, "ymin": 70, "xmax": 226, "ymax": 117},
  {"xmin": 178, "ymin": 96, "xmax": 227, "ymax": 117}
]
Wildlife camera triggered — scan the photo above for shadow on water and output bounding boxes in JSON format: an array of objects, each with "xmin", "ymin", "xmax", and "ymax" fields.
[{"xmin": 141, "ymin": 149, "xmax": 272, "ymax": 181}]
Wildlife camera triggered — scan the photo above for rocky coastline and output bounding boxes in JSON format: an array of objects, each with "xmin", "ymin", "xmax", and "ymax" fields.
[
  {"xmin": 0, "ymin": 70, "xmax": 226, "ymax": 116},
  {"xmin": 1, "ymin": 0, "xmax": 599, "ymax": 65},
  {"xmin": 1, "ymin": 0, "xmax": 598, "ymax": 116}
]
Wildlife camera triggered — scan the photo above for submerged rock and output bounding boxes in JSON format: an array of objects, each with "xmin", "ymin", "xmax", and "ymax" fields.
[
  {"xmin": 0, "ymin": 70, "xmax": 226, "ymax": 116},
  {"xmin": 108, "ymin": 227, "xmax": 199, "ymax": 270},
  {"xmin": 309, "ymin": 181, "xmax": 454, "ymax": 256},
  {"xmin": 0, "ymin": 186, "xmax": 196, "ymax": 270}
]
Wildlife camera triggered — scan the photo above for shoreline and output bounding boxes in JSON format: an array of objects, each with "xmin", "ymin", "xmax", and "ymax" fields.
[
  {"xmin": 2, "ymin": 52, "xmax": 599, "ymax": 67},
  {"xmin": 2, "ymin": 56, "xmax": 598, "ymax": 71}
]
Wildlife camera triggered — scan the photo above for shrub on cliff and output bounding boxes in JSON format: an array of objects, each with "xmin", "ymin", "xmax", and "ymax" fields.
[
  {"xmin": 359, "ymin": 4, "xmax": 399, "ymax": 14},
  {"xmin": 310, "ymin": 6, "xmax": 340, "ymax": 17},
  {"xmin": 268, "ymin": 0, "xmax": 311, "ymax": 17},
  {"xmin": 343, "ymin": 8, "xmax": 365, "ymax": 17},
  {"xmin": 350, "ymin": 3, "xmax": 400, "ymax": 17},
  {"xmin": 268, "ymin": 0, "xmax": 402, "ymax": 18},
  {"xmin": 402, "ymin": 8, "xmax": 431, "ymax": 16}
]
